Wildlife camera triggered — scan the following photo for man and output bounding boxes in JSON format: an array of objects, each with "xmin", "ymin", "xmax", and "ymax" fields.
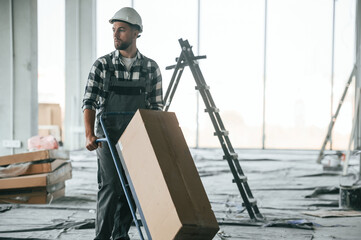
[{"xmin": 82, "ymin": 7, "xmax": 163, "ymax": 240}]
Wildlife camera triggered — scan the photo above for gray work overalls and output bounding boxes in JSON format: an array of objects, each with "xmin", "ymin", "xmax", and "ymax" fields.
[{"xmin": 94, "ymin": 54, "xmax": 149, "ymax": 240}]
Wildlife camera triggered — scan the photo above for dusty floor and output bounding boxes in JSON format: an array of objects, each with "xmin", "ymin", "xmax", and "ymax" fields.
[{"xmin": 0, "ymin": 148, "xmax": 360, "ymax": 240}]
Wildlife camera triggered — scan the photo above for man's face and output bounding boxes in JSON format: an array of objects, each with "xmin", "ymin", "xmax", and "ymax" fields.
[{"xmin": 112, "ymin": 21, "xmax": 138, "ymax": 51}]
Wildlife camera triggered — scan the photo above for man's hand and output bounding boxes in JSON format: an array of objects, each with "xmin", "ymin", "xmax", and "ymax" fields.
[
  {"xmin": 84, "ymin": 109, "xmax": 100, "ymax": 151},
  {"xmin": 86, "ymin": 135, "xmax": 101, "ymax": 151}
]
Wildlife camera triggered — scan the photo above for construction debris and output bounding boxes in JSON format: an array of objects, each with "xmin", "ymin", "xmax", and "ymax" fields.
[
  {"xmin": 303, "ymin": 209, "xmax": 361, "ymax": 218},
  {"xmin": 0, "ymin": 149, "xmax": 360, "ymax": 239}
]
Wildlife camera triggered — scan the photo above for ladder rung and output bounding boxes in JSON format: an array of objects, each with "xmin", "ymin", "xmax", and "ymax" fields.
[
  {"xmin": 195, "ymin": 85, "xmax": 210, "ymax": 90},
  {"xmin": 232, "ymin": 175, "xmax": 247, "ymax": 183},
  {"xmin": 223, "ymin": 153, "xmax": 238, "ymax": 160},
  {"xmin": 214, "ymin": 130, "xmax": 229, "ymax": 136},
  {"xmin": 192, "ymin": 60, "xmax": 199, "ymax": 66},
  {"xmin": 248, "ymin": 198, "xmax": 257, "ymax": 206},
  {"xmin": 176, "ymin": 55, "xmax": 206, "ymax": 62},
  {"xmin": 205, "ymin": 107, "xmax": 219, "ymax": 113},
  {"xmin": 242, "ymin": 198, "xmax": 257, "ymax": 207}
]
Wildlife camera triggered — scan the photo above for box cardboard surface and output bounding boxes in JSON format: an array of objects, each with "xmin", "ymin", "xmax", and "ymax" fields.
[
  {"xmin": 118, "ymin": 109, "xmax": 219, "ymax": 240},
  {"xmin": 38, "ymin": 103, "xmax": 62, "ymax": 127},
  {"xmin": 0, "ymin": 162, "xmax": 72, "ymax": 190},
  {"xmin": 0, "ymin": 150, "xmax": 69, "ymax": 166},
  {"xmin": 38, "ymin": 103, "xmax": 63, "ymax": 141}
]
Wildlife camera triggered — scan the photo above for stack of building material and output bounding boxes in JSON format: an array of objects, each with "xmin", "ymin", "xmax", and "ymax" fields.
[{"xmin": 0, "ymin": 150, "xmax": 71, "ymax": 204}]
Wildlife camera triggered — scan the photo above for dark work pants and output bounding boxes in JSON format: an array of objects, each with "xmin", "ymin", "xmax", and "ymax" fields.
[{"xmin": 95, "ymin": 141, "xmax": 134, "ymax": 240}]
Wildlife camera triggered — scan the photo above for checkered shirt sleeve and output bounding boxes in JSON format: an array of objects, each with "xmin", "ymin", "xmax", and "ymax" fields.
[{"xmin": 146, "ymin": 59, "xmax": 164, "ymax": 110}]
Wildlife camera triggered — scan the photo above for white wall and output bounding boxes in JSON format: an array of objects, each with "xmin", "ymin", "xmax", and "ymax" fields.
[{"xmin": 0, "ymin": 0, "xmax": 38, "ymax": 156}]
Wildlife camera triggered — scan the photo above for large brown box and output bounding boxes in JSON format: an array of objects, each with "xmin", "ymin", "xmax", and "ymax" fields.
[
  {"xmin": 38, "ymin": 103, "xmax": 63, "ymax": 141},
  {"xmin": 38, "ymin": 103, "xmax": 62, "ymax": 127},
  {"xmin": 117, "ymin": 109, "xmax": 219, "ymax": 240}
]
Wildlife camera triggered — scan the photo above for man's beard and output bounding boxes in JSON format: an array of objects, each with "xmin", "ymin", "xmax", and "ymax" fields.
[{"xmin": 114, "ymin": 39, "xmax": 132, "ymax": 50}]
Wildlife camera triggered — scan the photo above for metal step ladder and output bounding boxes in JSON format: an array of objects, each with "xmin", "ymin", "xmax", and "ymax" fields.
[
  {"xmin": 164, "ymin": 38, "xmax": 263, "ymax": 221},
  {"xmin": 317, "ymin": 65, "xmax": 356, "ymax": 163}
]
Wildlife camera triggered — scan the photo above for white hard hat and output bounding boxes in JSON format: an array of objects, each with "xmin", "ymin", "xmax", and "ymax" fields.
[{"xmin": 109, "ymin": 7, "xmax": 143, "ymax": 33}]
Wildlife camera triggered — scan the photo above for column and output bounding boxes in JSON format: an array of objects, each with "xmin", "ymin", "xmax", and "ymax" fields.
[
  {"xmin": 64, "ymin": 0, "xmax": 96, "ymax": 150},
  {"xmin": 355, "ymin": 0, "xmax": 361, "ymax": 150},
  {"xmin": 0, "ymin": 0, "xmax": 38, "ymax": 156}
]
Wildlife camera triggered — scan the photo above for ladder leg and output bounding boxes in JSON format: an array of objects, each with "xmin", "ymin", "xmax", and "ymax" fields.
[
  {"xmin": 164, "ymin": 53, "xmax": 185, "ymax": 111},
  {"xmin": 164, "ymin": 68, "xmax": 185, "ymax": 112},
  {"xmin": 317, "ymin": 66, "xmax": 356, "ymax": 163}
]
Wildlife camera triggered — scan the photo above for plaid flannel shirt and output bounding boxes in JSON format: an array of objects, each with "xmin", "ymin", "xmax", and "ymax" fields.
[{"xmin": 82, "ymin": 50, "xmax": 163, "ymax": 112}]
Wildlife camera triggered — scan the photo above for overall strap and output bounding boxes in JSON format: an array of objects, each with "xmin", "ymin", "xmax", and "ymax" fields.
[
  {"xmin": 104, "ymin": 54, "xmax": 115, "ymax": 92},
  {"xmin": 140, "ymin": 56, "xmax": 149, "ymax": 80},
  {"xmin": 140, "ymin": 56, "xmax": 151, "ymax": 92}
]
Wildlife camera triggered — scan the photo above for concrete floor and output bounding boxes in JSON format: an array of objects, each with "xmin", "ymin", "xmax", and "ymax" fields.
[{"xmin": 0, "ymin": 148, "xmax": 360, "ymax": 240}]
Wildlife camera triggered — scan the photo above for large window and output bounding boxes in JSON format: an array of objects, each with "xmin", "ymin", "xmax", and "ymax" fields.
[
  {"xmin": 96, "ymin": 0, "xmax": 356, "ymax": 149},
  {"xmin": 265, "ymin": 0, "xmax": 334, "ymax": 149},
  {"xmin": 199, "ymin": 0, "xmax": 265, "ymax": 148},
  {"xmin": 265, "ymin": 0, "xmax": 355, "ymax": 149},
  {"xmin": 38, "ymin": 0, "xmax": 65, "ymax": 108}
]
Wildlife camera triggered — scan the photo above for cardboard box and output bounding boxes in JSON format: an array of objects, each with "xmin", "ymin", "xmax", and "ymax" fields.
[
  {"xmin": 0, "ymin": 162, "xmax": 72, "ymax": 190},
  {"xmin": 0, "ymin": 150, "xmax": 69, "ymax": 166},
  {"xmin": 118, "ymin": 109, "xmax": 219, "ymax": 240},
  {"xmin": 38, "ymin": 103, "xmax": 62, "ymax": 127},
  {"xmin": 38, "ymin": 103, "xmax": 63, "ymax": 141}
]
